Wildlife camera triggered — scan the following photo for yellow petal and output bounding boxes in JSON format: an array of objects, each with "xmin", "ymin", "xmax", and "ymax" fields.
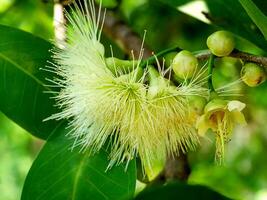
[
  {"xmin": 227, "ymin": 100, "xmax": 246, "ymax": 112},
  {"xmin": 231, "ymin": 110, "xmax": 247, "ymax": 125},
  {"xmin": 196, "ymin": 115, "xmax": 210, "ymax": 136},
  {"xmin": 204, "ymin": 99, "xmax": 227, "ymax": 113}
]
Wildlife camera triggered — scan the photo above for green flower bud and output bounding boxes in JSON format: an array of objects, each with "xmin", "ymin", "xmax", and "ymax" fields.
[
  {"xmin": 241, "ymin": 63, "xmax": 266, "ymax": 87},
  {"xmin": 164, "ymin": 52, "xmax": 178, "ymax": 68},
  {"xmin": 188, "ymin": 95, "xmax": 207, "ymax": 123},
  {"xmin": 188, "ymin": 95, "xmax": 207, "ymax": 116},
  {"xmin": 105, "ymin": 57, "xmax": 137, "ymax": 75},
  {"xmin": 147, "ymin": 66, "xmax": 171, "ymax": 97},
  {"xmin": 172, "ymin": 50, "xmax": 198, "ymax": 79},
  {"xmin": 117, "ymin": 66, "xmax": 144, "ymax": 82},
  {"xmin": 207, "ymin": 31, "xmax": 235, "ymax": 57}
]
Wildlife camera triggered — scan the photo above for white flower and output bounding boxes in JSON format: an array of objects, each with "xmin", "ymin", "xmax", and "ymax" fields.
[{"xmin": 47, "ymin": 0, "xmax": 207, "ymax": 174}]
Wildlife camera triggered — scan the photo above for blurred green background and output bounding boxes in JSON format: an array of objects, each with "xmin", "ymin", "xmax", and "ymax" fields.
[{"xmin": 1, "ymin": 0, "xmax": 267, "ymax": 199}]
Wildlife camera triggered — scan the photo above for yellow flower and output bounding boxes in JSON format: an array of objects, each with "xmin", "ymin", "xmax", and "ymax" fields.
[{"xmin": 196, "ymin": 99, "xmax": 246, "ymax": 165}]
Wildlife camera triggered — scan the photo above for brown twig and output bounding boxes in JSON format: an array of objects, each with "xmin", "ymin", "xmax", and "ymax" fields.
[
  {"xmin": 196, "ymin": 49, "xmax": 267, "ymax": 67},
  {"xmin": 152, "ymin": 154, "xmax": 191, "ymax": 185},
  {"xmin": 100, "ymin": 9, "xmax": 152, "ymax": 59},
  {"xmin": 53, "ymin": 2, "xmax": 67, "ymax": 48},
  {"xmin": 61, "ymin": 0, "xmax": 152, "ymax": 58}
]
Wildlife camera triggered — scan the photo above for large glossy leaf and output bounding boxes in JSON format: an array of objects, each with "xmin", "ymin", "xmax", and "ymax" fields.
[
  {"xmin": 204, "ymin": 0, "xmax": 267, "ymax": 51},
  {"xmin": 135, "ymin": 182, "xmax": 230, "ymax": 200},
  {"xmin": 22, "ymin": 124, "xmax": 137, "ymax": 200},
  {"xmin": 0, "ymin": 25, "xmax": 58, "ymax": 139}
]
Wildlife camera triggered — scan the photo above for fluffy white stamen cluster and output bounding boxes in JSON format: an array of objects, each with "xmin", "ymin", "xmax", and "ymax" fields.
[{"xmin": 47, "ymin": 0, "xmax": 207, "ymax": 173}]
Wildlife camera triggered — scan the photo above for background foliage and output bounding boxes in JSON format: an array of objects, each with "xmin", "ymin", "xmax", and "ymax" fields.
[{"xmin": 1, "ymin": 0, "xmax": 267, "ymax": 200}]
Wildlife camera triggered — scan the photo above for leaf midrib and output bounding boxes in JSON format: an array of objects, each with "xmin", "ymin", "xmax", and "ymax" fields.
[
  {"xmin": 71, "ymin": 151, "xmax": 90, "ymax": 200},
  {"xmin": 71, "ymin": 152, "xmax": 129, "ymax": 199},
  {"xmin": 0, "ymin": 52, "xmax": 52, "ymax": 92}
]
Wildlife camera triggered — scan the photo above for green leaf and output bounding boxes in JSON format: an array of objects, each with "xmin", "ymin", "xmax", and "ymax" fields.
[
  {"xmin": 204, "ymin": 0, "xmax": 267, "ymax": 51},
  {"xmin": 239, "ymin": 0, "xmax": 267, "ymax": 40},
  {"xmin": 135, "ymin": 182, "xmax": 231, "ymax": 200},
  {"xmin": 156, "ymin": 0, "xmax": 191, "ymax": 7},
  {"xmin": 129, "ymin": 1, "xmax": 213, "ymax": 52},
  {"xmin": 21, "ymin": 124, "xmax": 137, "ymax": 200},
  {"xmin": 0, "ymin": 25, "xmax": 58, "ymax": 139}
]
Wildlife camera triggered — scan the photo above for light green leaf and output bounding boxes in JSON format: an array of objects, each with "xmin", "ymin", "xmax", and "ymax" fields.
[
  {"xmin": 21, "ymin": 124, "xmax": 137, "ymax": 200},
  {"xmin": 0, "ymin": 25, "xmax": 58, "ymax": 139},
  {"xmin": 239, "ymin": 0, "xmax": 267, "ymax": 40}
]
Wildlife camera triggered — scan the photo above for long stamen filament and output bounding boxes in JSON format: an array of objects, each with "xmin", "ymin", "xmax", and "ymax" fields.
[{"xmin": 215, "ymin": 114, "xmax": 225, "ymax": 165}]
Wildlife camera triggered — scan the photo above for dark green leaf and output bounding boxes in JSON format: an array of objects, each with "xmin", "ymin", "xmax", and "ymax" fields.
[
  {"xmin": 204, "ymin": 0, "xmax": 267, "ymax": 51},
  {"xmin": 129, "ymin": 1, "xmax": 213, "ymax": 51},
  {"xmin": 0, "ymin": 25, "xmax": 58, "ymax": 139},
  {"xmin": 135, "ymin": 182, "xmax": 231, "ymax": 200},
  {"xmin": 239, "ymin": 0, "xmax": 267, "ymax": 40},
  {"xmin": 22, "ymin": 124, "xmax": 137, "ymax": 200}
]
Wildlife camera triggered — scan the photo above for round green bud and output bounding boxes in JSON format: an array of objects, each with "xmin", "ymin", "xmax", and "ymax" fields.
[
  {"xmin": 188, "ymin": 95, "xmax": 207, "ymax": 115},
  {"xmin": 117, "ymin": 66, "xmax": 144, "ymax": 82},
  {"xmin": 207, "ymin": 31, "xmax": 235, "ymax": 57},
  {"xmin": 172, "ymin": 50, "xmax": 198, "ymax": 79},
  {"xmin": 105, "ymin": 57, "xmax": 137, "ymax": 75},
  {"xmin": 164, "ymin": 52, "xmax": 178, "ymax": 68},
  {"xmin": 147, "ymin": 66, "xmax": 171, "ymax": 98},
  {"xmin": 241, "ymin": 63, "xmax": 266, "ymax": 87}
]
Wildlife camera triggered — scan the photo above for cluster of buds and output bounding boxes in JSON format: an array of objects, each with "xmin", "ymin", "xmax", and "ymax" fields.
[
  {"xmin": 170, "ymin": 30, "xmax": 266, "ymax": 164},
  {"xmin": 207, "ymin": 30, "xmax": 266, "ymax": 87}
]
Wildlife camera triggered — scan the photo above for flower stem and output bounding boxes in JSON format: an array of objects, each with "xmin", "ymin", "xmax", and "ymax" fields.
[
  {"xmin": 140, "ymin": 46, "xmax": 181, "ymax": 68},
  {"xmin": 207, "ymin": 54, "xmax": 215, "ymax": 92}
]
